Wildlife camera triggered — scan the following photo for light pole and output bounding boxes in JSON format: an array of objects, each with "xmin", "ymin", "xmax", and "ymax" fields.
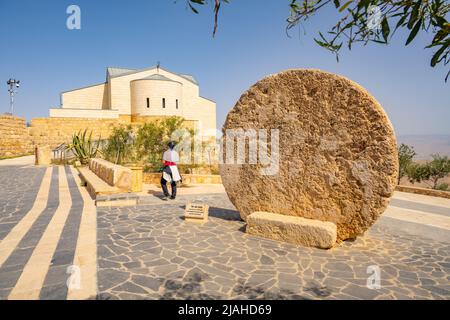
[{"xmin": 7, "ymin": 78, "xmax": 20, "ymax": 115}]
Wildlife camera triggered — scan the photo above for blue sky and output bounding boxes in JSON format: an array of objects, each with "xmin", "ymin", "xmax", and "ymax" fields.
[{"xmin": 0, "ymin": 0, "xmax": 449, "ymax": 135}]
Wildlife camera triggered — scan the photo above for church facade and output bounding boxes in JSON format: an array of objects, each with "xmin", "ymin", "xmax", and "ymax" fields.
[{"xmin": 49, "ymin": 66, "xmax": 216, "ymax": 136}]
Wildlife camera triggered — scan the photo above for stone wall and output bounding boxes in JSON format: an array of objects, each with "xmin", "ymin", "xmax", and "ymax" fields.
[
  {"xmin": 28, "ymin": 117, "xmax": 129, "ymax": 148},
  {"xmin": 28, "ymin": 116, "xmax": 201, "ymax": 149},
  {"xmin": 143, "ymin": 173, "xmax": 222, "ymax": 185},
  {"xmin": 396, "ymin": 185, "xmax": 450, "ymax": 199},
  {"xmin": 1, "ymin": 114, "xmax": 212, "ymax": 157},
  {"xmin": 0, "ymin": 115, "xmax": 33, "ymax": 158}
]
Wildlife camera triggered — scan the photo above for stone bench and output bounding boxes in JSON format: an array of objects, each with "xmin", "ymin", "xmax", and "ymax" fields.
[
  {"xmin": 78, "ymin": 167, "xmax": 138, "ymax": 207},
  {"xmin": 78, "ymin": 167, "xmax": 122, "ymax": 197},
  {"xmin": 77, "ymin": 158, "xmax": 141, "ymax": 207},
  {"xmin": 246, "ymin": 211, "xmax": 337, "ymax": 249},
  {"xmin": 88, "ymin": 158, "xmax": 133, "ymax": 191}
]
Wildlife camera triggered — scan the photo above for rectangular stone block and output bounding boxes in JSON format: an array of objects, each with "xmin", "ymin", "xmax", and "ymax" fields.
[
  {"xmin": 89, "ymin": 158, "xmax": 133, "ymax": 191},
  {"xmin": 129, "ymin": 166, "xmax": 143, "ymax": 192},
  {"xmin": 184, "ymin": 202, "xmax": 209, "ymax": 223},
  {"xmin": 35, "ymin": 145, "xmax": 52, "ymax": 166},
  {"xmin": 246, "ymin": 212, "xmax": 337, "ymax": 249}
]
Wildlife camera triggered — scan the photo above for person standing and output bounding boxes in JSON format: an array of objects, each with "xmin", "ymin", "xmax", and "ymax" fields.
[{"xmin": 161, "ymin": 141, "xmax": 182, "ymax": 200}]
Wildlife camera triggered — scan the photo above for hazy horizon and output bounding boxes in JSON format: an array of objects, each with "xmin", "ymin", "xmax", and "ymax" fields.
[{"xmin": 397, "ymin": 134, "xmax": 450, "ymax": 160}]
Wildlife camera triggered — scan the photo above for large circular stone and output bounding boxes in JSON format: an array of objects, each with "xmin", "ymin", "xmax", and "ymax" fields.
[{"xmin": 220, "ymin": 69, "xmax": 398, "ymax": 241}]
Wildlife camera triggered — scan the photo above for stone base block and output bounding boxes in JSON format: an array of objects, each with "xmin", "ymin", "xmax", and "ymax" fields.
[
  {"xmin": 246, "ymin": 212, "xmax": 337, "ymax": 249},
  {"xmin": 184, "ymin": 216, "xmax": 209, "ymax": 224},
  {"xmin": 89, "ymin": 158, "xmax": 133, "ymax": 191},
  {"xmin": 35, "ymin": 146, "xmax": 52, "ymax": 166},
  {"xmin": 129, "ymin": 166, "xmax": 143, "ymax": 193},
  {"xmin": 184, "ymin": 203, "xmax": 209, "ymax": 224}
]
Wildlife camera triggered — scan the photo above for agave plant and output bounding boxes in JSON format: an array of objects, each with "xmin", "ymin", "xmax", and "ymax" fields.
[{"xmin": 68, "ymin": 129, "xmax": 101, "ymax": 165}]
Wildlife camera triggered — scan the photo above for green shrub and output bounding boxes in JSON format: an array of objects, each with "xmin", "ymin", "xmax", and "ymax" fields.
[
  {"xmin": 102, "ymin": 116, "xmax": 189, "ymax": 166},
  {"xmin": 435, "ymin": 183, "xmax": 449, "ymax": 191},
  {"xmin": 68, "ymin": 129, "xmax": 100, "ymax": 165},
  {"xmin": 407, "ymin": 154, "xmax": 450, "ymax": 190},
  {"xmin": 398, "ymin": 144, "xmax": 416, "ymax": 185},
  {"xmin": 102, "ymin": 125, "xmax": 138, "ymax": 165}
]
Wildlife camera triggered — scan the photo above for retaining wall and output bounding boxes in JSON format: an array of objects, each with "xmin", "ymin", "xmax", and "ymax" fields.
[{"xmin": 0, "ymin": 115, "xmax": 33, "ymax": 157}]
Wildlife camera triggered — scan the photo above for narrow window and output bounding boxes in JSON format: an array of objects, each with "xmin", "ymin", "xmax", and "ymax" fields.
[
  {"xmin": 176, "ymin": 99, "xmax": 178, "ymax": 109},
  {"xmin": 146, "ymin": 98, "xmax": 150, "ymax": 108},
  {"xmin": 162, "ymin": 98, "xmax": 166, "ymax": 108}
]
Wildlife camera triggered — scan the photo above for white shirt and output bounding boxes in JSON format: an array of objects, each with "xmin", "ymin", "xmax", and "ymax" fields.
[
  {"xmin": 163, "ymin": 149, "xmax": 180, "ymax": 163},
  {"xmin": 162, "ymin": 149, "xmax": 181, "ymax": 182}
]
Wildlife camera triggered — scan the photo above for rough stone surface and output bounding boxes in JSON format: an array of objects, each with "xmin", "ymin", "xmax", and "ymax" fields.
[
  {"xmin": 95, "ymin": 193, "xmax": 450, "ymax": 300},
  {"xmin": 247, "ymin": 212, "xmax": 337, "ymax": 249},
  {"xmin": 34, "ymin": 145, "xmax": 52, "ymax": 165},
  {"xmin": 0, "ymin": 164, "xmax": 448, "ymax": 300},
  {"xmin": 220, "ymin": 69, "xmax": 398, "ymax": 241},
  {"xmin": 0, "ymin": 115, "xmax": 33, "ymax": 158},
  {"xmin": 89, "ymin": 158, "xmax": 132, "ymax": 191}
]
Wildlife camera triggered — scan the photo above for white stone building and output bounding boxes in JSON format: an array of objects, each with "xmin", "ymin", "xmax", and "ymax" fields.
[{"xmin": 49, "ymin": 66, "xmax": 216, "ymax": 136}]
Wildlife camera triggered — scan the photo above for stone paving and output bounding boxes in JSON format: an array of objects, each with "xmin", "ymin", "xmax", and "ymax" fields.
[
  {"xmin": 0, "ymin": 158, "xmax": 449, "ymax": 300},
  {"xmin": 97, "ymin": 194, "xmax": 450, "ymax": 300},
  {"xmin": 0, "ymin": 166, "xmax": 82, "ymax": 299},
  {"xmin": 0, "ymin": 166, "xmax": 45, "ymax": 240}
]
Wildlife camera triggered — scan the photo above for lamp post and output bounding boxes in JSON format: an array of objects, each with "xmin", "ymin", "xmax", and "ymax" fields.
[{"xmin": 7, "ymin": 78, "xmax": 20, "ymax": 115}]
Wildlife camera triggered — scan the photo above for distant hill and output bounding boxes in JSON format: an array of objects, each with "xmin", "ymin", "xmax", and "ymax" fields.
[{"xmin": 397, "ymin": 135, "xmax": 450, "ymax": 160}]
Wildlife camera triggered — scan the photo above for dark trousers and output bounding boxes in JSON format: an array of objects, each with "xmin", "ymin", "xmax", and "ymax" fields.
[{"xmin": 161, "ymin": 177, "xmax": 177, "ymax": 197}]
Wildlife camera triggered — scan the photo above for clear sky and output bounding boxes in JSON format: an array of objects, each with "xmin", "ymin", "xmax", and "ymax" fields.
[{"xmin": 0, "ymin": 0, "xmax": 449, "ymax": 135}]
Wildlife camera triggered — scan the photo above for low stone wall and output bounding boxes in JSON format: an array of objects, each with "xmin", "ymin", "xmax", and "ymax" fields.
[
  {"xmin": 29, "ymin": 117, "xmax": 129, "ymax": 149},
  {"xmin": 144, "ymin": 173, "xmax": 222, "ymax": 185},
  {"xmin": 396, "ymin": 185, "xmax": 450, "ymax": 199},
  {"xmin": 1, "ymin": 114, "xmax": 210, "ymax": 159},
  {"xmin": 0, "ymin": 114, "xmax": 33, "ymax": 158},
  {"xmin": 89, "ymin": 158, "xmax": 132, "ymax": 191},
  {"xmin": 28, "ymin": 116, "xmax": 199, "ymax": 149},
  {"xmin": 131, "ymin": 115, "xmax": 196, "ymax": 129}
]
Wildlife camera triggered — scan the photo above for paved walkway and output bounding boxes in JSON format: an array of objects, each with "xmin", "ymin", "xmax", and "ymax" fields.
[
  {"xmin": 0, "ymin": 164, "xmax": 96, "ymax": 299},
  {"xmin": 0, "ymin": 158, "xmax": 449, "ymax": 300}
]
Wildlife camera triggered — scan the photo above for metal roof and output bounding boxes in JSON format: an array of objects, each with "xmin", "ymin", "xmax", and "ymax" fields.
[
  {"xmin": 107, "ymin": 67, "xmax": 137, "ymax": 78},
  {"xmin": 106, "ymin": 66, "xmax": 198, "ymax": 85},
  {"xmin": 139, "ymin": 74, "xmax": 180, "ymax": 83},
  {"xmin": 178, "ymin": 74, "xmax": 198, "ymax": 84}
]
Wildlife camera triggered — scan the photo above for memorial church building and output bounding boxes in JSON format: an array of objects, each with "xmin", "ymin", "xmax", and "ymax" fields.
[{"xmin": 49, "ymin": 65, "xmax": 216, "ymax": 136}]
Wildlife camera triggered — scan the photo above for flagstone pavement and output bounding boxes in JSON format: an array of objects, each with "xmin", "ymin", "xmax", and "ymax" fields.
[{"xmin": 0, "ymin": 158, "xmax": 449, "ymax": 300}]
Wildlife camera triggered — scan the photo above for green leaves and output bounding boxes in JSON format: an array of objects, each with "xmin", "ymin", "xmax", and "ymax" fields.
[
  {"xmin": 407, "ymin": 154, "xmax": 450, "ymax": 189},
  {"xmin": 407, "ymin": 1, "xmax": 421, "ymax": 30},
  {"xmin": 398, "ymin": 143, "xmax": 416, "ymax": 185},
  {"xmin": 405, "ymin": 18, "xmax": 422, "ymax": 45},
  {"xmin": 183, "ymin": 0, "xmax": 450, "ymax": 81},
  {"xmin": 103, "ymin": 125, "xmax": 135, "ymax": 165},
  {"xmin": 381, "ymin": 17, "xmax": 390, "ymax": 43},
  {"xmin": 284, "ymin": 0, "xmax": 449, "ymax": 81},
  {"xmin": 187, "ymin": 0, "xmax": 228, "ymax": 36},
  {"xmin": 430, "ymin": 40, "xmax": 448, "ymax": 67},
  {"xmin": 103, "ymin": 117, "xmax": 186, "ymax": 165},
  {"xmin": 339, "ymin": 1, "xmax": 353, "ymax": 13},
  {"xmin": 68, "ymin": 129, "xmax": 100, "ymax": 165},
  {"xmin": 188, "ymin": 0, "xmax": 205, "ymax": 14}
]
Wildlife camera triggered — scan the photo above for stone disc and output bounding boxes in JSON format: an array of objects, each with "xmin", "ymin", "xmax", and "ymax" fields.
[{"xmin": 220, "ymin": 69, "xmax": 398, "ymax": 241}]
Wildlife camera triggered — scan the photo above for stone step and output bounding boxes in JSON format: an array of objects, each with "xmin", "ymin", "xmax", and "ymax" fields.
[{"xmin": 95, "ymin": 193, "xmax": 139, "ymax": 207}]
